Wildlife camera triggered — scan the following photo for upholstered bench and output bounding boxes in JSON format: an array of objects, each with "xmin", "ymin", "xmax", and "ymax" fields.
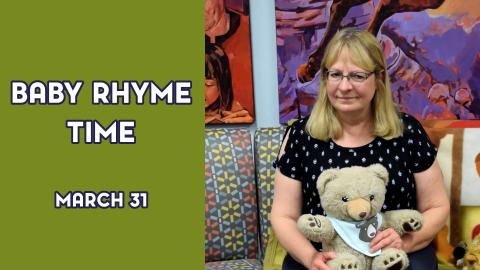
[
  {"xmin": 205, "ymin": 128, "xmax": 261, "ymax": 269},
  {"xmin": 204, "ymin": 123, "xmax": 480, "ymax": 270},
  {"xmin": 204, "ymin": 127, "xmax": 286, "ymax": 270}
]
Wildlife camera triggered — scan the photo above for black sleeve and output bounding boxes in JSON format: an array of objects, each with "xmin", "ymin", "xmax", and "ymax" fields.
[
  {"xmin": 273, "ymin": 119, "xmax": 305, "ymax": 181},
  {"xmin": 403, "ymin": 114, "xmax": 437, "ymax": 173}
]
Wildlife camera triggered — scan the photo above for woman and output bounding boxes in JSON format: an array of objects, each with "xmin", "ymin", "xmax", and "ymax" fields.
[
  {"xmin": 205, "ymin": 42, "xmax": 253, "ymax": 124},
  {"xmin": 271, "ymin": 28, "xmax": 449, "ymax": 270}
]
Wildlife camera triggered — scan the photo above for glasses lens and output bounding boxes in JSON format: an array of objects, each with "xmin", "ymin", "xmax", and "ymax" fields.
[
  {"xmin": 327, "ymin": 71, "xmax": 342, "ymax": 81},
  {"xmin": 326, "ymin": 71, "xmax": 372, "ymax": 83},
  {"xmin": 350, "ymin": 72, "xmax": 369, "ymax": 82}
]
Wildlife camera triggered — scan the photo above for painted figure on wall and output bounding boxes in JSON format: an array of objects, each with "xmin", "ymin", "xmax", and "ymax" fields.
[
  {"xmin": 205, "ymin": 43, "xmax": 254, "ymax": 124},
  {"xmin": 205, "ymin": 0, "xmax": 255, "ymax": 124},
  {"xmin": 276, "ymin": 0, "xmax": 480, "ymax": 124}
]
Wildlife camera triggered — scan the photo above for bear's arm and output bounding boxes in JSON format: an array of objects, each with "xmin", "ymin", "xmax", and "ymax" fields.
[
  {"xmin": 297, "ymin": 214, "xmax": 336, "ymax": 243},
  {"xmin": 381, "ymin": 210, "xmax": 423, "ymax": 235}
]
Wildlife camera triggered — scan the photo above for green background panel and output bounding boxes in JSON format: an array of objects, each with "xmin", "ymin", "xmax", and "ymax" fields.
[{"xmin": 0, "ymin": 1, "xmax": 204, "ymax": 269}]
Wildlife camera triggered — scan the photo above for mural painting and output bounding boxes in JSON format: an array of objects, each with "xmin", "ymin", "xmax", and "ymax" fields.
[
  {"xmin": 276, "ymin": 0, "xmax": 480, "ymax": 124},
  {"xmin": 205, "ymin": 0, "xmax": 255, "ymax": 124}
]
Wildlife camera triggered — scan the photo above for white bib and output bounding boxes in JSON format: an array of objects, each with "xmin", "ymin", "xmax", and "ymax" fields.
[{"xmin": 326, "ymin": 213, "xmax": 383, "ymax": 257}]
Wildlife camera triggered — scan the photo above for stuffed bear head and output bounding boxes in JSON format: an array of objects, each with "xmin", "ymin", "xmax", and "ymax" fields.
[{"xmin": 317, "ymin": 164, "xmax": 388, "ymax": 222}]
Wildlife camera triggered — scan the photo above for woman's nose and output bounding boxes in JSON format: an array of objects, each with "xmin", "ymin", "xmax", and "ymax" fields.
[{"xmin": 337, "ymin": 76, "xmax": 353, "ymax": 91}]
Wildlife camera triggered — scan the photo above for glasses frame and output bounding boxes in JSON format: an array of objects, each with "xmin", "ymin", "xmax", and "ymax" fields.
[{"xmin": 325, "ymin": 70, "xmax": 375, "ymax": 83}]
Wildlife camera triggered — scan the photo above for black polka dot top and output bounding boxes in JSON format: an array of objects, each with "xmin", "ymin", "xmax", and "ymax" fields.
[{"xmin": 275, "ymin": 113, "xmax": 437, "ymax": 215}]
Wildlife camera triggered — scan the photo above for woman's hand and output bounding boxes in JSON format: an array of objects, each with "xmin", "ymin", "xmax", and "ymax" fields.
[
  {"xmin": 369, "ymin": 228, "xmax": 404, "ymax": 253},
  {"xmin": 221, "ymin": 110, "xmax": 253, "ymax": 123},
  {"xmin": 308, "ymin": 252, "xmax": 336, "ymax": 270}
]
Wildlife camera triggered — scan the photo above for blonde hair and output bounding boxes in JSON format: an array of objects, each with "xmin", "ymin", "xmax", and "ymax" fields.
[{"xmin": 306, "ymin": 28, "xmax": 403, "ymax": 141}]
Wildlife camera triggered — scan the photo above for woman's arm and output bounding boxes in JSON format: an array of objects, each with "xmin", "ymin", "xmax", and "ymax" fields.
[
  {"xmin": 271, "ymin": 131, "xmax": 334, "ymax": 270},
  {"xmin": 272, "ymin": 169, "xmax": 318, "ymax": 267},
  {"xmin": 369, "ymin": 159, "xmax": 450, "ymax": 253},
  {"xmin": 404, "ymin": 159, "xmax": 450, "ymax": 252},
  {"xmin": 272, "ymin": 170, "xmax": 335, "ymax": 269}
]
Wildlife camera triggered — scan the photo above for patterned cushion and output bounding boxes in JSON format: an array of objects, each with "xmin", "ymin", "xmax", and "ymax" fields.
[
  {"xmin": 205, "ymin": 259, "xmax": 262, "ymax": 270},
  {"xmin": 205, "ymin": 128, "xmax": 259, "ymax": 262},
  {"xmin": 420, "ymin": 121, "xmax": 480, "ymax": 265},
  {"xmin": 254, "ymin": 127, "xmax": 286, "ymax": 257}
]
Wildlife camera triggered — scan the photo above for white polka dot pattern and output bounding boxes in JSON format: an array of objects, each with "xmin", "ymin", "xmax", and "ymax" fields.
[{"xmin": 275, "ymin": 113, "xmax": 436, "ymax": 215}]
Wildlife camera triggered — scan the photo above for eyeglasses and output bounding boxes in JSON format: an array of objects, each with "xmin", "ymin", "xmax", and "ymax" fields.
[{"xmin": 325, "ymin": 70, "xmax": 374, "ymax": 83}]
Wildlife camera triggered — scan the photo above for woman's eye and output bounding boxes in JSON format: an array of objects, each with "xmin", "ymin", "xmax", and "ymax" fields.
[
  {"xmin": 352, "ymin": 73, "xmax": 367, "ymax": 81},
  {"xmin": 330, "ymin": 72, "xmax": 342, "ymax": 79},
  {"xmin": 341, "ymin": 196, "xmax": 349, "ymax": 202}
]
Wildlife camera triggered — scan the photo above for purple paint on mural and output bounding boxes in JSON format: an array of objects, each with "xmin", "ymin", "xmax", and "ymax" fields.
[{"xmin": 276, "ymin": 0, "xmax": 480, "ymax": 124}]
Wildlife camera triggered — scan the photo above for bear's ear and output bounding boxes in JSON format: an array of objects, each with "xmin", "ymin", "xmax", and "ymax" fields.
[
  {"xmin": 317, "ymin": 168, "xmax": 338, "ymax": 194},
  {"xmin": 368, "ymin": 164, "xmax": 389, "ymax": 186}
]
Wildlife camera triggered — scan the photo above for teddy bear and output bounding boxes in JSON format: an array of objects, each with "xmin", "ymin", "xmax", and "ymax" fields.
[{"xmin": 297, "ymin": 164, "xmax": 423, "ymax": 270}]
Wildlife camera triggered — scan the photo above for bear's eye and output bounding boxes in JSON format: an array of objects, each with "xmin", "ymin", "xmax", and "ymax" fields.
[
  {"xmin": 369, "ymin": 195, "xmax": 375, "ymax": 201},
  {"xmin": 341, "ymin": 196, "xmax": 349, "ymax": 202}
]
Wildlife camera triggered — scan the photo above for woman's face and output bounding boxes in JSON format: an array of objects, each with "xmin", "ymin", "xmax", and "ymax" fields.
[
  {"xmin": 205, "ymin": 78, "xmax": 220, "ymax": 108},
  {"xmin": 326, "ymin": 49, "xmax": 376, "ymax": 116}
]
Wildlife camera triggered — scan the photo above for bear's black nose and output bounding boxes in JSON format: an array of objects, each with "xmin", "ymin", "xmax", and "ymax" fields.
[{"xmin": 359, "ymin": 212, "xmax": 366, "ymax": 218}]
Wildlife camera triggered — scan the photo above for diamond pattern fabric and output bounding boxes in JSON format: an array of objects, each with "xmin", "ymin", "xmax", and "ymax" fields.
[
  {"xmin": 205, "ymin": 259, "xmax": 262, "ymax": 270},
  {"xmin": 254, "ymin": 127, "xmax": 286, "ymax": 256},
  {"xmin": 205, "ymin": 128, "xmax": 258, "ymax": 263}
]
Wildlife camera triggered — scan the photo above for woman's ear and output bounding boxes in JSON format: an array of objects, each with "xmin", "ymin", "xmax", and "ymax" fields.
[{"xmin": 379, "ymin": 69, "xmax": 386, "ymax": 81}]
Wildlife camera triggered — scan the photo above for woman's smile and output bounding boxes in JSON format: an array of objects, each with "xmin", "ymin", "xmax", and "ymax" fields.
[{"xmin": 336, "ymin": 96, "xmax": 358, "ymax": 100}]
